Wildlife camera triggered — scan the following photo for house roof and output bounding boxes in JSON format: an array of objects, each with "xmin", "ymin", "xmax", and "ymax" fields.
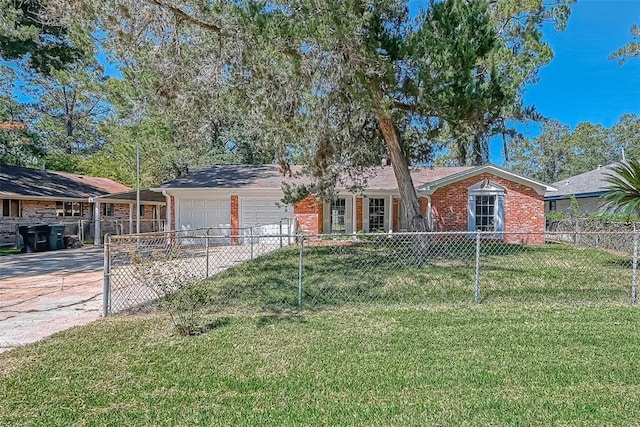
[
  {"xmin": 545, "ymin": 164, "xmax": 616, "ymax": 200},
  {"xmin": 0, "ymin": 164, "xmax": 130, "ymax": 200},
  {"xmin": 418, "ymin": 163, "xmax": 557, "ymax": 196},
  {"xmin": 154, "ymin": 164, "xmax": 472, "ymax": 192}
]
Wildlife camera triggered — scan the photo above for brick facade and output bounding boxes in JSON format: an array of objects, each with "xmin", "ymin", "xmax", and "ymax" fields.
[
  {"xmin": 356, "ymin": 197, "xmax": 363, "ymax": 232},
  {"xmin": 0, "ymin": 200, "xmax": 93, "ymax": 242},
  {"xmin": 419, "ymin": 197, "xmax": 428, "ymax": 215},
  {"xmin": 294, "ymin": 195, "xmax": 324, "ymax": 234},
  {"xmin": 1, "ymin": 198, "xmax": 166, "ymax": 246},
  {"xmin": 392, "ymin": 197, "xmax": 399, "ymax": 232},
  {"xmin": 430, "ymin": 173, "xmax": 545, "ymax": 244}
]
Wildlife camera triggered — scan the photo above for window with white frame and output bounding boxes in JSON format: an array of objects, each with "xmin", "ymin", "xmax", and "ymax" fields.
[
  {"xmin": 468, "ymin": 179, "xmax": 505, "ymax": 238},
  {"xmin": 56, "ymin": 201, "xmax": 84, "ymax": 217},
  {"xmin": 330, "ymin": 198, "xmax": 346, "ymax": 233},
  {"xmin": 368, "ymin": 198, "xmax": 385, "ymax": 232},
  {"xmin": 102, "ymin": 203, "xmax": 115, "ymax": 216},
  {"xmin": 1, "ymin": 199, "xmax": 22, "ymax": 217},
  {"xmin": 474, "ymin": 195, "xmax": 496, "ymax": 232}
]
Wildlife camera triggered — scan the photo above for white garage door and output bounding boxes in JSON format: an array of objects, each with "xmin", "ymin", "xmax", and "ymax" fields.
[
  {"xmin": 240, "ymin": 198, "xmax": 292, "ymax": 228},
  {"xmin": 178, "ymin": 198, "xmax": 231, "ymax": 230}
]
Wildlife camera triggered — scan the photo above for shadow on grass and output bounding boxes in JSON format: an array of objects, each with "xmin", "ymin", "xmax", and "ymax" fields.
[
  {"xmin": 202, "ymin": 316, "xmax": 232, "ymax": 331},
  {"xmin": 256, "ymin": 311, "xmax": 307, "ymax": 327}
]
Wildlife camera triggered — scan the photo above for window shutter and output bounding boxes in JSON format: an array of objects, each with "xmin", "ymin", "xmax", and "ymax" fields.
[
  {"xmin": 467, "ymin": 194, "xmax": 476, "ymax": 239},
  {"xmin": 496, "ymin": 194, "xmax": 505, "ymax": 239},
  {"xmin": 345, "ymin": 198, "xmax": 353, "ymax": 234},
  {"xmin": 323, "ymin": 203, "xmax": 330, "ymax": 233},
  {"xmin": 383, "ymin": 198, "xmax": 390, "ymax": 232}
]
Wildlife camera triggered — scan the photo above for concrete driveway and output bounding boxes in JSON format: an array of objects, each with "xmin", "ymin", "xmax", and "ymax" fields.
[{"xmin": 0, "ymin": 246, "xmax": 104, "ymax": 354}]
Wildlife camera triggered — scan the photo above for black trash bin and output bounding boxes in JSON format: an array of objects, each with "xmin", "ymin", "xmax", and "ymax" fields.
[
  {"xmin": 48, "ymin": 224, "xmax": 66, "ymax": 250},
  {"xmin": 18, "ymin": 224, "xmax": 51, "ymax": 253}
]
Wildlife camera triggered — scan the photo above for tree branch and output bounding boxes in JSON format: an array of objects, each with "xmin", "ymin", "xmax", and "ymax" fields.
[
  {"xmin": 392, "ymin": 101, "xmax": 419, "ymax": 113},
  {"xmin": 143, "ymin": 0, "xmax": 225, "ymax": 35}
]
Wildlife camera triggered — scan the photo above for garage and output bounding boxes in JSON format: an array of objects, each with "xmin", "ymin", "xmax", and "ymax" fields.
[
  {"xmin": 178, "ymin": 198, "xmax": 231, "ymax": 230},
  {"xmin": 240, "ymin": 198, "xmax": 292, "ymax": 228}
]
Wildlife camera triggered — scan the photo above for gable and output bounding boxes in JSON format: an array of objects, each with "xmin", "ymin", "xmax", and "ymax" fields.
[{"xmin": 418, "ymin": 164, "xmax": 555, "ymax": 196}]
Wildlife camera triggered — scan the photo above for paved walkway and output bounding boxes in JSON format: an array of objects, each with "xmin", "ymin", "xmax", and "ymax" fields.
[{"xmin": 0, "ymin": 246, "xmax": 104, "ymax": 354}]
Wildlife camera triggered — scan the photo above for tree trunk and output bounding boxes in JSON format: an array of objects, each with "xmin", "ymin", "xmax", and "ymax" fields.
[{"xmin": 373, "ymin": 91, "xmax": 429, "ymax": 232}]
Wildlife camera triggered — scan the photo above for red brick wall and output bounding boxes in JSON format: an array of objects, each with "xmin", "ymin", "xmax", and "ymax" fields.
[
  {"xmin": 392, "ymin": 197, "xmax": 399, "ymax": 232},
  {"xmin": 231, "ymin": 195, "xmax": 239, "ymax": 244},
  {"xmin": 419, "ymin": 197, "xmax": 428, "ymax": 215},
  {"xmin": 294, "ymin": 196, "xmax": 323, "ymax": 234},
  {"xmin": 356, "ymin": 197, "xmax": 363, "ymax": 232},
  {"xmin": 18, "ymin": 200, "xmax": 93, "ymax": 223},
  {"xmin": 430, "ymin": 173, "xmax": 545, "ymax": 244}
]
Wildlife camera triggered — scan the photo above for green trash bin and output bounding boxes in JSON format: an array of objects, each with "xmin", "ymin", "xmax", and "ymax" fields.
[{"xmin": 48, "ymin": 224, "xmax": 66, "ymax": 250}]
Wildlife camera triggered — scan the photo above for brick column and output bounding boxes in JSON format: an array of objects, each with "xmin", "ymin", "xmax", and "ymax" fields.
[
  {"xmin": 294, "ymin": 196, "xmax": 324, "ymax": 234},
  {"xmin": 231, "ymin": 195, "xmax": 239, "ymax": 244},
  {"xmin": 356, "ymin": 197, "xmax": 363, "ymax": 232},
  {"xmin": 392, "ymin": 197, "xmax": 399, "ymax": 232},
  {"xmin": 419, "ymin": 197, "xmax": 428, "ymax": 215}
]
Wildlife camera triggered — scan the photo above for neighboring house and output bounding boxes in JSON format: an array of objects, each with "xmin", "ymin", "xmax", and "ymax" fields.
[
  {"xmin": 0, "ymin": 164, "xmax": 165, "ymax": 246},
  {"xmin": 153, "ymin": 163, "xmax": 555, "ymax": 244},
  {"xmin": 544, "ymin": 164, "xmax": 616, "ymax": 215}
]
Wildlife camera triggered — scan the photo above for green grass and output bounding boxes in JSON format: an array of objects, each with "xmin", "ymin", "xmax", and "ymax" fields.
[
  {"xmin": 2, "ymin": 242, "xmax": 639, "ymax": 425},
  {"xmin": 1, "ymin": 306, "xmax": 639, "ymax": 425},
  {"xmin": 188, "ymin": 241, "xmax": 633, "ymax": 313},
  {"xmin": 0, "ymin": 247, "xmax": 20, "ymax": 256}
]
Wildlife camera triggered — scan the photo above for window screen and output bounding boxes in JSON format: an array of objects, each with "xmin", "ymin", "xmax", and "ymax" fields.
[{"xmin": 475, "ymin": 195, "xmax": 495, "ymax": 232}]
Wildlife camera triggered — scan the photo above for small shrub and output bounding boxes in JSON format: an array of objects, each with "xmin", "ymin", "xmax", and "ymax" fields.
[
  {"xmin": 545, "ymin": 210, "xmax": 568, "ymax": 220},
  {"xmin": 163, "ymin": 286, "xmax": 209, "ymax": 335}
]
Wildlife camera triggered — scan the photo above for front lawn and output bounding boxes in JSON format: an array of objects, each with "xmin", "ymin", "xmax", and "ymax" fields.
[
  {"xmin": 188, "ymin": 240, "xmax": 632, "ymax": 313},
  {"xmin": 1, "ymin": 306, "xmax": 639, "ymax": 425},
  {"xmin": 2, "ymin": 240, "xmax": 638, "ymax": 425}
]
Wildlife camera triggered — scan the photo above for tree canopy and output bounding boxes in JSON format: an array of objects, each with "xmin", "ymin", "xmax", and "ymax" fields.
[
  {"xmin": 610, "ymin": 23, "xmax": 640, "ymax": 64},
  {"xmin": 509, "ymin": 114, "xmax": 640, "ymax": 183},
  {"xmin": 43, "ymin": 0, "xmax": 574, "ymax": 230},
  {"xmin": 0, "ymin": 0, "xmax": 86, "ymax": 75}
]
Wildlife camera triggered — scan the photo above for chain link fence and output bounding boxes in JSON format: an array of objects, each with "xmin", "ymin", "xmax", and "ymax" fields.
[
  {"xmin": 547, "ymin": 218, "xmax": 640, "ymax": 253},
  {"xmin": 103, "ymin": 229, "xmax": 639, "ymax": 316},
  {"xmin": 104, "ymin": 220, "xmax": 296, "ymax": 314}
]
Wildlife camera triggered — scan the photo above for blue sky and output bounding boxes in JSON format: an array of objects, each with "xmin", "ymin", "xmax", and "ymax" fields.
[{"xmin": 490, "ymin": 0, "xmax": 640, "ymax": 164}]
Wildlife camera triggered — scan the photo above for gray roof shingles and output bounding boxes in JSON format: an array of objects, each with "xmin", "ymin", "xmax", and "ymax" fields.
[
  {"xmin": 0, "ymin": 164, "xmax": 130, "ymax": 199},
  {"xmin": 546, "ymin": 164, "xmax": 616, "ymax": 198},
  {"xmin": 156, "ymin": 164, "xmax": 472, "ymax": 191}
]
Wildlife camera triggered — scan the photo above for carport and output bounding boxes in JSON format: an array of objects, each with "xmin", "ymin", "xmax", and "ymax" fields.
[{"xmin": 90, "ymin": 189, "xmax": 167, "ymax": 245}]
